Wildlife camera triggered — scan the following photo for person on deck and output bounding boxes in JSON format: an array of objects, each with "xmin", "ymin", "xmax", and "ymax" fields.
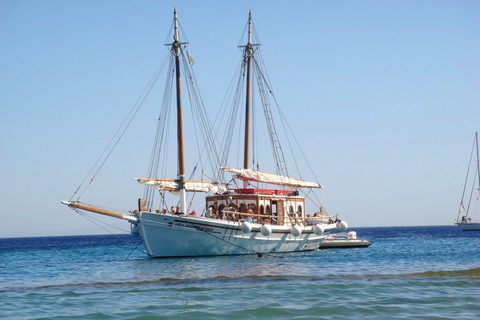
[
  {"xmin": 246, "ymin": 204, "xmax": 254, "ymax": 220},
  {"xmin": 189, "ymin": 209, "xmax": 198, "ymax": 217}
]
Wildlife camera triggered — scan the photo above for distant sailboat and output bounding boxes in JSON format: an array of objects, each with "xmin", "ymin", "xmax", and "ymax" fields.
[
  {"xmin": 455, "ymin": 132, "xmax": 480, "ymax": 231},
  {"xmin": 62, "ymin": 9, "xmax": 348, "ymax": 257}
]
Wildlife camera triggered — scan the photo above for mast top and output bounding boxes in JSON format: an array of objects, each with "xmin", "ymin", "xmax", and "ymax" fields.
[
  {"xmin": 238, "ymin": 10, "xmax": 260, "ymax": 55},
  {"xmin": 167, "ymin": 9, "xmax": 188, "ymax": 56},
  {"xmin": 248, "ymin": 10, "xmax": 252, "ymax": 45},
  {"xmin": 174, "ymin": 9, "xmax": 179, "ymax": 43}
]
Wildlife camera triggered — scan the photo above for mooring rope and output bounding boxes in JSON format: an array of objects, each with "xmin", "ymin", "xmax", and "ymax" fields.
[{"xmin": 70, "ymin": 207, "xmax": 148, "ymax": 258}]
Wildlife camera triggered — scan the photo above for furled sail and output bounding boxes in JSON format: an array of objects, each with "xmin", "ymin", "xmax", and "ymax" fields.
[
  {"xmin": 220, "ymin": 167, "xmax": 322, "ymax": 189},
  {"xmin": 134, "ymin": 178, "xmax": 228, "ymax": 194}
]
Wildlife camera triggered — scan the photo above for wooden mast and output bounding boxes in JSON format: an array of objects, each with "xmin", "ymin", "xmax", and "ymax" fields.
[
  {"xmin": 61, "ymin": 201, "xmax": 138, "ymax": 222},
  {"xmin": 172, "ymin": 8, "xmax": 187, "ymax": 213},
  {"xmin": 243, "ymin": 10, "xmax": 253, "ymax": 189}
]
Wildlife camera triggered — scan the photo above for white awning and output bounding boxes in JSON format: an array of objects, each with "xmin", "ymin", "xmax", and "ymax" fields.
[
  {"xmin": 220, "ymin": 167, "xmax": 322, "ymax": 189},
  {"xmin": 134, "ymin": 178, "xmax": 228, "ymax": 194}
]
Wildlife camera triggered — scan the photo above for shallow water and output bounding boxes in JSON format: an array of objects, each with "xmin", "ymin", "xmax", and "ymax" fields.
[{"xmin": 1, "ymin": 226, "xmax": 479, "ymax": 319}]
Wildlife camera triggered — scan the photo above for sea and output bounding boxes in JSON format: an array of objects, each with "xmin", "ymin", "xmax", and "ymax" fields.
[{"xmin": 1, "ymin": 226, "xmax": 479, "ymax": 320}]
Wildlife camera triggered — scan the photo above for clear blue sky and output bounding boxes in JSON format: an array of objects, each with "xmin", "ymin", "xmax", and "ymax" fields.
[{"xmin": 1, "ymin": 0, "xmax": 479, "ymax": 238}]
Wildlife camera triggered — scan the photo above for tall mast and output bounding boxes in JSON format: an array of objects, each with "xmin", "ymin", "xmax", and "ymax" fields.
[
  {"xmin": 476, "ymin": 131, "xmax": 480, "ymax": 192},
  {"xmin": 171, "ymin": 8, "xmax": 187, "ymax": 213},
  {"xmin": 243, "ymin": 10, "xmax": 253, "ymax": 188}
]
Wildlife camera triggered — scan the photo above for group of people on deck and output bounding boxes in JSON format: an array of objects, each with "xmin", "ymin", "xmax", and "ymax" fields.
[
  {"xmin": 168, "ymin": 206, "xmax": 197, "ymax": 216},
  {"xmin": 205, "ymin": 203, "xmax": 256, "ymax": 222},
  {"xmin": 199, "ymin": 202, "xmax": 276, "ymax": 224},
  {"xmin": 167, "ymin": 204, "xmax": 338, "ymax": 225}
]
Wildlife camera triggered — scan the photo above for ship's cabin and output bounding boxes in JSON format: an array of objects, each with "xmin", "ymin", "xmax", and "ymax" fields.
[{"xmin": 205, "ymin": 189, "xmax": 304, "ymax": 226}]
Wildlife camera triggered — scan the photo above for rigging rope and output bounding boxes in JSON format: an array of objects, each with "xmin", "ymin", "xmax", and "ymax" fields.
[
  {"xmin": 457, "ymin": 135, "xmax": 477, "ymax": 220},
  {"xmin": 71, "ymin": 207, "xmax": 149, "ymax": 258},
  {"xmin": 142, "ymin": 46, "xmax": 228, "ymax": 211},
  {"xmin": 70, "ymin": 55, "xmax": 170, "ymax": 202},
  {"xmin": 125, "ymin": 240, "xmax": 148, "ymax": 260}
]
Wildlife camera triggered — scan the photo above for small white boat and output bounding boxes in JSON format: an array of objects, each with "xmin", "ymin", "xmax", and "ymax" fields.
[
  {"xmin": 455, "ymin": 132, "xmax": 480, "ymax": 231},
  {"xmin": 319, "ymin": 231, "xmax": 371, "ymax": 249}
]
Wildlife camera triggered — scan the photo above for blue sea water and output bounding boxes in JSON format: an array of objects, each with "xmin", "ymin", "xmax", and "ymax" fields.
[{"xmin": 0, "ymin": 226, "xmax": 479, "ymax": 319}]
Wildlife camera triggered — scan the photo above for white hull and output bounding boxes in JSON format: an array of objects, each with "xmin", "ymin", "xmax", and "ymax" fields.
[
  {"xmin": 456, "ymin": 222, "xmax": 480, "ymax": 231},
  {"xmin": 319, "ymin": 231, "xmax": 371, "ymax": 248},
  {"xmin": 137, "ymin": 212, "xmax": 335, "ymax": 257}
]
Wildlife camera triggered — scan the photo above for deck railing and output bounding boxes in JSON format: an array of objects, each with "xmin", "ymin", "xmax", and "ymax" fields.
[{"xmin": 220, "ymin": 209, "xmax": 338, "ymax": 226}]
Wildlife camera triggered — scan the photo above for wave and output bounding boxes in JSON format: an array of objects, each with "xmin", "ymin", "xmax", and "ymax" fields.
[
  {"xmin": 2, "ymin": 267, "xmax": 479, "ymax": 293},
  {"xmin": 405, "ymin": 268, "xmax": 480, "ymax": 279}
]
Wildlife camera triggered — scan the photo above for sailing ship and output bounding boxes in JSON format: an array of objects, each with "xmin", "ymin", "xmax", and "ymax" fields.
[
  {"xmin": 62, "ymin": 10, "xmax": 348, "ymax": 257},
  {"xmin": 455, "ymin": 132, "xmax": 480, "ymax": 231}
]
